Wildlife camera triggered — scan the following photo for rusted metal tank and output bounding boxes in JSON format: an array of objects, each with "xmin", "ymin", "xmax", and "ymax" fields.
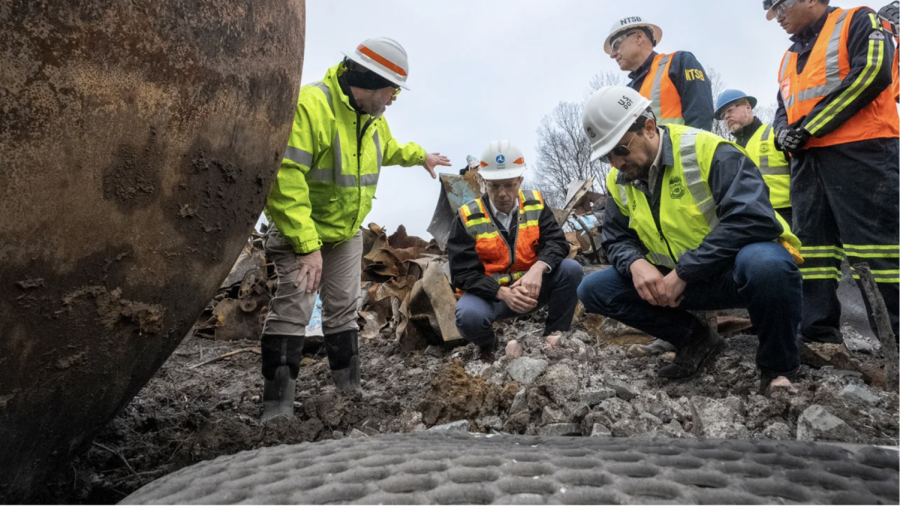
[{"xmin": 0, "ymin": 0, "xmax": 305, "ymax": 500}]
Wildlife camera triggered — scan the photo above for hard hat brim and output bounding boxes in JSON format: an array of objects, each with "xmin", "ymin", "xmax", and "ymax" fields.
[
  {"xmin": 765, "ymin": 0, "xmax": 788, "ymax": 21},
  {"xmin": 342, "ymin": 51, "xmax": 411, "ymax": 90},
  {"xmin": 604, "ymin": 23, "xmax": 663, "ymax": 54},
  {"xmin": 714, "ymin": 95, "xmax": 758, "ymax": 120},
  {"xmin": 479, "ymin": 166, "xmax": 527, "ymax": 181}
]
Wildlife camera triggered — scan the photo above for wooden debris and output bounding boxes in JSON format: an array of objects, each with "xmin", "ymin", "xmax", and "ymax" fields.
[{"xmin": 188, "ymin": 347, "xmax": 261, "ymax": 369}]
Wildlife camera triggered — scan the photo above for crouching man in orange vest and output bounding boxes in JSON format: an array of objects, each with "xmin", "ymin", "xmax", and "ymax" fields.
[{"xmin": 447, "ymin": 140, "xmax": 583, "ymax": 360}]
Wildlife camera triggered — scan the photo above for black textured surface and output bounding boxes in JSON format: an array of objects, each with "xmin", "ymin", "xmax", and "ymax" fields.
[{"xmin": 122, "ymin": 433, "xmax": 899, "ymax": 504}]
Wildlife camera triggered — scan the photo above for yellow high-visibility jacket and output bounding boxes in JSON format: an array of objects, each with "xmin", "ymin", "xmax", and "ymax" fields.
[{"xmin": 265, "ymin": 63, "xmax": 426, "ymax": 253}]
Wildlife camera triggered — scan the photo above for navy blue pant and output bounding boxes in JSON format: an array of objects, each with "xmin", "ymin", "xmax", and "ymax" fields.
[
  {"xmin": 791, "ymin": 139, "xmax": 900, "ymax": 342},
  {"xmin": 578, "ymin": 243, "xmax": 801, "ymax": 375},
  {"xmin": 455, "ymin": 259, "xmax": 583, "ymax": 346}
]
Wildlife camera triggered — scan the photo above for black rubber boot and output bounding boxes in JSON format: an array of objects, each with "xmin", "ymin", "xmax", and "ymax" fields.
[
  {"xmin": 324, "ymin": 330, "xmax": 362, "ymax": 393},
  {"xmin": 477, "ymin": 332, "xmax": 499, "ymax": 362},
  {"xmin": 260, "ymin": 334, "xmax": 304, "ymax": 422},
  {"xmin": 658, "ymin": 320, "xmax": 725, "ymax": 379}
]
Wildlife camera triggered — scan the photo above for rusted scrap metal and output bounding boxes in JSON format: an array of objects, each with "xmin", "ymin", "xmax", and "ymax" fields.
[
  {"xmin": 853, "ymin": 262, "xmax": 899, "ymax": 391},
  {"xmin": 220, "ymin": 234, "xmax": 266, "ymax": 289},
  {"xmin": 556, "ymin": 178, "xmax": 595, "ymax": 226},
  {"xmin": 427, "ymin": 173, "xmax": 485, "ymax": 250},
  {"xmin": 359, "ymin": 224, "xmax": 462, "ymax": 349}
]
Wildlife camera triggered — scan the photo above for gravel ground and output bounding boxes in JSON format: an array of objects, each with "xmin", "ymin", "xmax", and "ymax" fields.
[{"xmin": 38, "ymin": 308, "xmax": 899, "ymax": 504}]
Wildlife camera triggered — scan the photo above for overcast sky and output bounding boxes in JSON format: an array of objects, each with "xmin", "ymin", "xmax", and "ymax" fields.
[{"xmin": 295, "ymin": 0, "xmax": 876, "ymax": 238}]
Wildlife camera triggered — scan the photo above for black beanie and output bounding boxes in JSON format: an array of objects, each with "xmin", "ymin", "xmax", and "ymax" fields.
[{"xmin": 342, "ymin": 60, "xmax": 396, "ymax": 90}]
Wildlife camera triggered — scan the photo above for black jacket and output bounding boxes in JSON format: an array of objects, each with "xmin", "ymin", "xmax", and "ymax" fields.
[
  {"xmin": 774, "ymin": 6, "xmax": 894, "ymax": 137},
  {"xmin": 448, "ymin": 194, "xmax": 569, "ymax": 301},
  {"xmin": 628, "ymin": 51, "xmax": 715, "ymax": 132},
  {"xmin": 602, "ymin": 127, "xmax": 786, "ymax": 283}
]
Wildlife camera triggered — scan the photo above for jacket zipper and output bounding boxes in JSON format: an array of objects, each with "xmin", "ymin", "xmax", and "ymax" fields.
[{"xmin": 645, "ymin": 173, "xmax": 678, "ymax": 263}]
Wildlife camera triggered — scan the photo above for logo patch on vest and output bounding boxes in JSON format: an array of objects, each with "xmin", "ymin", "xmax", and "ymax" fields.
[
  {"xmin": 759, "ymin": 143, "xmax": 771, "ymax": 154},
  {"xmin": 669, "ymin": 176, "xmax": 686, "ymax": 199},
  {"xmin": 870, "ymin": 31, "xmax": 886, "ymax": 40}
]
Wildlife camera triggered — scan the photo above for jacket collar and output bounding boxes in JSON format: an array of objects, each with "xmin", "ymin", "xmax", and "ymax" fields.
[
  {"xmin": 733, "ymin": 117, "xmax": 764, "ymax": 147},
  {"xmin": 628, "ymin": 51, "xmax": 658, "ymax": 82},
  {"xmin": 324, "ymin": 63, "xmax": 371, "ymax": 121}
]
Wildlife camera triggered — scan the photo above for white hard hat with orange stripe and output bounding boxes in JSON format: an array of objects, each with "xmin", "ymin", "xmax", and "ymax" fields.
[
  {"xmin": 343, "ymin": 37, "xmax": 411, "ymax": 90},
  {"xmin": 478, "ymin": 140, "xmax": 527, "ymax": 180}
]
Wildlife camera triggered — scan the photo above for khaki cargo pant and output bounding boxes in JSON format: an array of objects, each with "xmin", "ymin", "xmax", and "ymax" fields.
[{"xmin": 261, "ymin": 224, "xmax": 362, "ymax": 337}]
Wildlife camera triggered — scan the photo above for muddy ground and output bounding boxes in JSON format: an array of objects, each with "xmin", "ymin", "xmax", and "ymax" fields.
[{"xmin": 40, "ymin": 307, "xmax": 899, "ymax": 504}]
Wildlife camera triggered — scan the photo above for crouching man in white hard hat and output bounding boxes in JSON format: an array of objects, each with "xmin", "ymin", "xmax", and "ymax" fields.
[
  {"xmin": 261, "ymin": 37, "xmax": 451, "ymax": 420},
  {"xmin": 577, "ymin": 86, "xmax": 804, "ymax": 395},
  {"xmin": 448, "ymin": 141, "xmax": 582, "ymax": 360}
]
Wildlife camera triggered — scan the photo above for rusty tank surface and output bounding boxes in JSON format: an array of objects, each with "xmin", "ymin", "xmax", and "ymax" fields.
[{"xmin": 0, "ymin": 0, "xmax": 305, "ymax": 500}]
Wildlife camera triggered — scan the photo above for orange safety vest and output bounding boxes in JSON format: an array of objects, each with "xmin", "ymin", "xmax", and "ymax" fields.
[
  {"xmin": 779, "ymin": 7, "xmax": 899, "ymax": 148},
  {"xmin": 638, "ymin": 52, "xmax": 685, "ymax": 125},
  {"xmin": 458, "ymin": 190, "xmax": 544, "ymax": 286}
]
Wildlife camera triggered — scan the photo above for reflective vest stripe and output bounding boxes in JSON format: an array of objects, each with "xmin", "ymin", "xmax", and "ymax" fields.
[
  {"xmin": 283, "ymin": 146, "xmax": 313, "ymax": 167},
  {"xmin": 649, "ymin": 53, "xmax": 670, "ymax": 121},
  {"xmin": 679, "ymin": 129, "xmax": 719, "ymax": 229},
  {"xmin": 806, "ymin": 35, "xmax": 885, "ymax": 135},
  {"xmin": 311, "ymin": 82, "xmax": 334, "ymax": 113},
  {"xmin": 800, "ymin": 266, "xmax": 842, "ymax": 280},
  {"xmin": 782, "ymin": 11, "xmax": 848, "ymax": 108}
]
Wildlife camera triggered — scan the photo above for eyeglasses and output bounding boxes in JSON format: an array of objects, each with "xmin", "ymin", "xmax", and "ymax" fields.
[
  {"xmin": 392, "ymin": 86, "xmax": 401, "ymax": 98},
  {"xmin": 610, "ymin": 30, "xmax": 638, "ymax": 53},
  {"xmin": 486, "ymin": 181, "xmax": 520, "ymax": 192},
  {"xmin": 772, "ymin": 0, "xmax": 799, "ymax": 18},
  {"xmin": 600, "ymin": 132, "xmax": 638, "ymax": 164}
]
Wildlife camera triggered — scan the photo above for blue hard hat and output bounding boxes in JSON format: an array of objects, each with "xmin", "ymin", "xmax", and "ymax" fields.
[{"xmin": 715, "ymin": 89, "xmax": 757, "ymax": 120}]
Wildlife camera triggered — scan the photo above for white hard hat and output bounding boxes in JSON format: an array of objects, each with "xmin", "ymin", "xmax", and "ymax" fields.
[
  {"xmin": 603, "ymin": 16, "xmax": 663, "ymax": 54},
  {"xmin": 582, "ymin": 86, "xmax": 652, "ymax": 162},
  {"xmin": 478, "ymin": 141, "xmax": 527, "ymax": 180},
  {"xmin": 343, "ymin": 37, "xmax": 411, "ymax": 89}
]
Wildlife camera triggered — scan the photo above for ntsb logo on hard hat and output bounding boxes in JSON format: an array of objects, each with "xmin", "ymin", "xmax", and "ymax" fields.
[{"xmin": 619, "ymin": 16, "xmax": 642, "ymax": 26}]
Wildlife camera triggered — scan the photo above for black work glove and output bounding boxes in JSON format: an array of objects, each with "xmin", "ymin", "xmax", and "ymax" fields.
[{"xmin": 776, "ymin": 127, "xmax": 811, "ymax": 154}]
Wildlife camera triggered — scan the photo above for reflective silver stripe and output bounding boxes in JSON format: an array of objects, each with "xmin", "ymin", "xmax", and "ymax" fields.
[
  {"xmin": 283, "ymin": 145, "xmax": 312, "ymax": 167},
  {"xmin": 793, "ymin": 11, "xmax": 849, "ymax": 103},
  {"xmin": 648, "ymin": 252, "xmax": 676, "ymax": 269},
  {"xmin": 310, "ymin": 81, "xmax": 334, "ymax": 114},
  {"xmin": 333, "ymin": 131, "xmax": 357, "ymax": 187},
  {"xmin": 679, "ymin": 129, "xmax": 719, "ymax": 229},
  {"xmin": 618, "ymin": 184, "xmax": 629, "ymax": 210},
  {"xmin": 649, "ymin": 54, "xmax": 670, "ymax": 120},
  {"xmin": 359, "ymin": 131, "xmax": 382, "ymax": 187},
  {"xmin": 757, "ymin": 126, "xmax": 790, "ymax": 176},
  {"xmin": 465, "ymin": 222, "xmax": 497, "ymax": 237},
  {"xmin": 779, "ymin": 53, "xmax": 792, "ymax": 83}
]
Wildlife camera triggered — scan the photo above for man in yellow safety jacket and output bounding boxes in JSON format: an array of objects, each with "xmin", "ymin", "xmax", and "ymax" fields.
[
  {"xmin": 715, "ymin": 89, "xmax": 793, "ymax": 225},
  {"xmin": 578, "ymin": 86, "xmax": 803, "ymax": 395},
  {"xmin": 765, "ymin": 0, "xmax": 899, "ymax": 345},
  {"xmin": 260, "ymin": 37, "xmax": 451, "ymax": 420},
  {"xmin": 448, "ymin": 141, "xmax": 581, "ymax": 360}
]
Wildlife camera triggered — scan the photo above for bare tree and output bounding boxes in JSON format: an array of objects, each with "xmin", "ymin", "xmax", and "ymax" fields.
[
  {"xmin": 707, "ymin": 67, "xmax": 734, "ymax": 141},
  {"xmin": 529, "ymin": 71, "xmax": 623, "ymax": 207}
]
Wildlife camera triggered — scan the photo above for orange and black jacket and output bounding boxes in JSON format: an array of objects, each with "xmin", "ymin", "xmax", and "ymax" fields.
[
  {"xmin": 774, "ymin": 6, "xmax": 895, "ymax": 139},
  {"xmin": 448, "ymin": 194, "xmax": 569, "ymax": 301}
]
